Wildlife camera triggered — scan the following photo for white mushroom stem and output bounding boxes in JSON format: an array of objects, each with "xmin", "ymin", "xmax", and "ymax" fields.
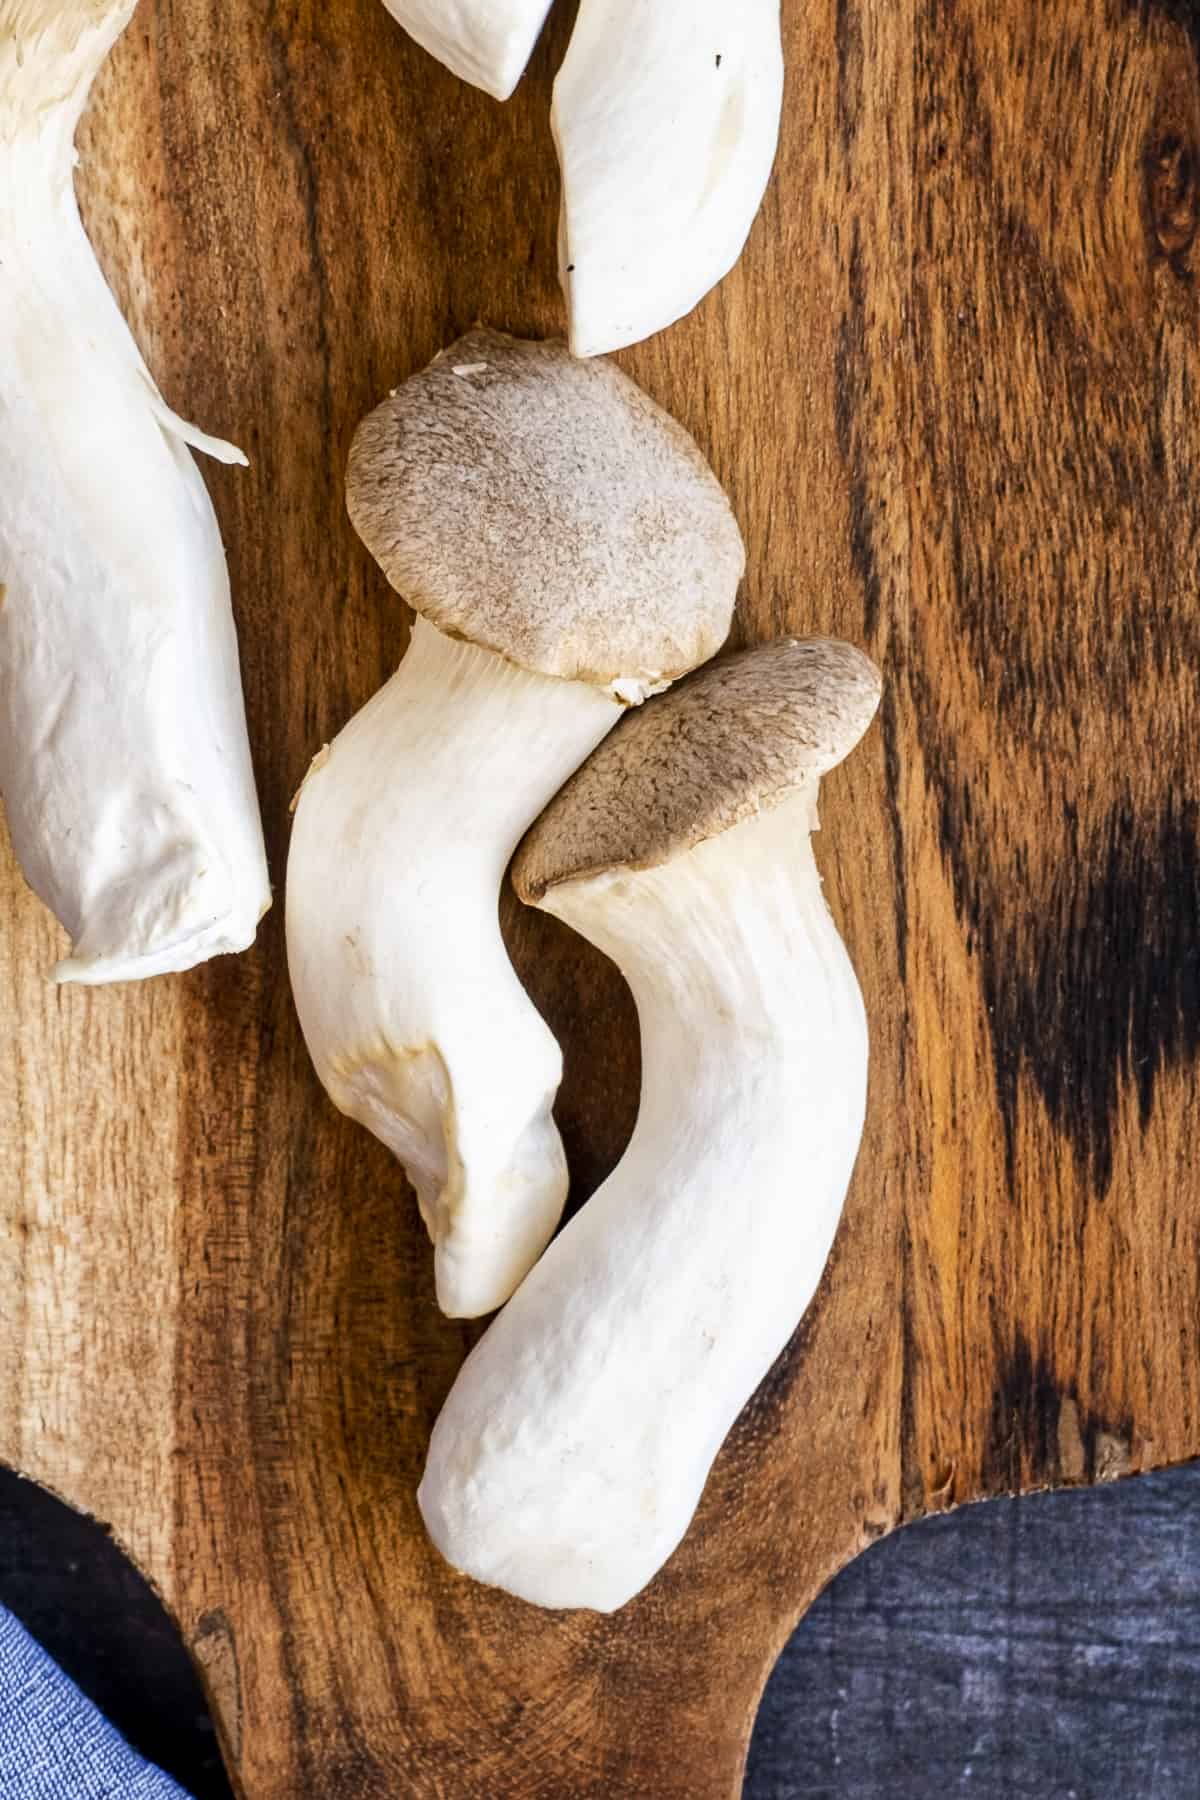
[
  {"xmin": 287, "ymin": 617, "xmax": 623, "ymax": 1320},
  {"xmin": 419, "ymin": 787, "xmax": 868, "ymax": 1610},
  {"xmin": 553, "ymin": 0, "xmax": 784, "ymax": 357},
  {"xmin": 377, "ymin": 0, "xmax": 553, "ymax": 100},
  {"xmin": 0, "ymin": 1, "xmax": 269, "ymax": 981}
]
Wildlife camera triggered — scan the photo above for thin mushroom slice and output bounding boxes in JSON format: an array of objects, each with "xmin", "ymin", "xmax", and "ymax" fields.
[
  {"xmin": 286, "ymin": 330, "xmax": 743, "ymax": 1319},
  {"xmin": 0, "ymin": 0, "xmax": 270, "ymax": 981},
  {"xmin": 419, "ymin": 638, "xmax": 881, "ymax": 1609},
  {"xmin": 553, "ymin": 0, "xmax": 784, "ymax": 357},
  {"xmin": 376, "ymin": 0, "xmax": 554, "ymax": 100}
]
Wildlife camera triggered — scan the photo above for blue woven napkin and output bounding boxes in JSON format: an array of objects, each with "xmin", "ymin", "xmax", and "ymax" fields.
[{"xmin": 0, "ymin": 1605, "xmax": 191, "ymax": 1799}]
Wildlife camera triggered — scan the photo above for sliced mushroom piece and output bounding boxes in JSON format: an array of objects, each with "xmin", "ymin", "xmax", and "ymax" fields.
[
  {"xmin": 553, "ymin": 0, "xmax": 784, "ymax": 357},
  {"xmin": 286, "ymin": 330, "xmax": 742, "ymax": 1320},
  {"xmin": 0, "ymin": 0, "xmax": 270, "ymax": 981},
  {"xmin": 376, "ymin": 0, "xmax": 554, "ymax": 100},
  {"xmin": 419, "ymin": 638, "xmax": 881, "ymax": 1608}
]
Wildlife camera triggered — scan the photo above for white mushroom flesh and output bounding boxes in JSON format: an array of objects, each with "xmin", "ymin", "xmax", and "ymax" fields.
[
  {"xmin": 419, "ymin": 786, "xmax": 868, "ymax": 1609},
  {"xmin": 0, "ymin": 1, "xmax": 269, "ymax": 981},
  {"xmin": 287, "ymin": 616, "xmax": 622, "ymax": 1320},
  {"xmin": 377, "ymin": 0, "xmax": 554, "ymax": 100},
  {"xmin": 553, "ymin": 0, "xmax": 784, "ymax": 357}
]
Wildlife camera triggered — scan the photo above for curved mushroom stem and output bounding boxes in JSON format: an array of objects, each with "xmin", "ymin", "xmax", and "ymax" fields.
[
  {"xmin": 286, "ymin": 617, "xmax": 622, "ymax": 1319},
  {"xmin": 419, "ymin": 786, "xmax": 868, "ymax": 1608},
  {"xmin": 553, "ymin": 0, "xmax": 784, "ymax": 357},
  {"xmin": 0, "ymin": 1, "xmax": 269, "ymax": 982}
]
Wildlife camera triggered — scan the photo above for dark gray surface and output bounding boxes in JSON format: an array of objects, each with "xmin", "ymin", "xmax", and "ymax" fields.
[
  {"xmin": 0, "ymin": 1461, "xmax": 1197, "ymax": 1796},
  {"xmin": 747, "ymin": 1461, "xmax": 1200, "ymax": 1800}
]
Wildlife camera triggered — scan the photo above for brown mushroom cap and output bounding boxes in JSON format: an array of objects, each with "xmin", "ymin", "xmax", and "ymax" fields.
[
  {"xmin": 345, "ymin": 329, "xmax": 743, "ymax": 687},
  {"xmin": 513, "ymin": 638, "xmax": 882, "ymax": 901}
]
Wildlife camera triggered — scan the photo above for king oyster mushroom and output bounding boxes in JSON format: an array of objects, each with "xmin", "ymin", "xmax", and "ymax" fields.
[
  {"xmin": 286, "ymin": 329, "xmax": 743, "ymax": 1319},
  {"xmin": 420, "ymin": 637, "xmax": 881, "ymax": 1609},
  {"xmin": 0, "ymin": 0, "xmax": 269, "ymax": 980}
]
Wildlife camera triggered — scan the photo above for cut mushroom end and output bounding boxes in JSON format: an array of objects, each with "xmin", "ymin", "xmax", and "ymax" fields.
[
  {"xmin": 553, "ymin": 0, "xmax": 785, "ymax": 357},
  {"xmin": 377, "ymin": 0, "xmax": 555, "ymax": 101},
  {"xmin": 52, "ymin": 875, "xmax": 266, "ymax": 986}
]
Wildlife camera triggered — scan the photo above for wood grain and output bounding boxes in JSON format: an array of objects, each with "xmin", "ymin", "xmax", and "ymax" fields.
[{"xmin": 2, "ymin": 0, "xmax": 1198, "ymax": 1793}]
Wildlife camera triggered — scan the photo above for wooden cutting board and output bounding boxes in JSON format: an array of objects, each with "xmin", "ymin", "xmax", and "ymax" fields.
[{"xmin": 2, "ymin": 1, "xmax": 1198, "ymax": 1794}]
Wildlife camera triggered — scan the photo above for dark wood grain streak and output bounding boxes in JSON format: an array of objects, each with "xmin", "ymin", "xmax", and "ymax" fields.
[{"xmin": 1, "ymin": 0, "xmax": 1199, "ymax": 1794}]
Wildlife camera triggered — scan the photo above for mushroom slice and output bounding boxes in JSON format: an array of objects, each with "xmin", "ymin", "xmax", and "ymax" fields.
[
  {"xmin": 419, "ymin": 639, "xmax": 881, "ymax": 1609},
  {"xmin": 376, "ymin": 0, "xmax": 554, "ymax": 100},
  {"xmin": 286, "ymin": 330, "xmax": 742, "ymax": 1319},
  {"xmin": 0, "ymin": 0, "xmax": 270, "ymax": 982},
  {"xmin": 553, "ymin": 0, "xmax": 784, "ymax": 357}
]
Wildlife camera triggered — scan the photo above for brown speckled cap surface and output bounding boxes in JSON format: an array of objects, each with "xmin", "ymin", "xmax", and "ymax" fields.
[
  {"xmin": 513, "ymin": 638, "xmax": 882, "ymax": 900},
  {"xmin": 345, "ymin": 329, "xmax": 744, "ymax": 687}
]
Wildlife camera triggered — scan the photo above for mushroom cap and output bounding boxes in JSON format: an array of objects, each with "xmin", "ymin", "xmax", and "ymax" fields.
[
  {"xmin": 345, "ymin": 330, "xmax": 743, "ymax": 688},
  {"xmin": 513, "ymin": 637, "xmax": 882, "ymax": 901}
]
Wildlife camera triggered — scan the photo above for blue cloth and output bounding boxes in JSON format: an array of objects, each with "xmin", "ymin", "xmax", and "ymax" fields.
[{"xmin": 0, "ymin": 1605, "xmax": 191, "ymax": 1798}]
